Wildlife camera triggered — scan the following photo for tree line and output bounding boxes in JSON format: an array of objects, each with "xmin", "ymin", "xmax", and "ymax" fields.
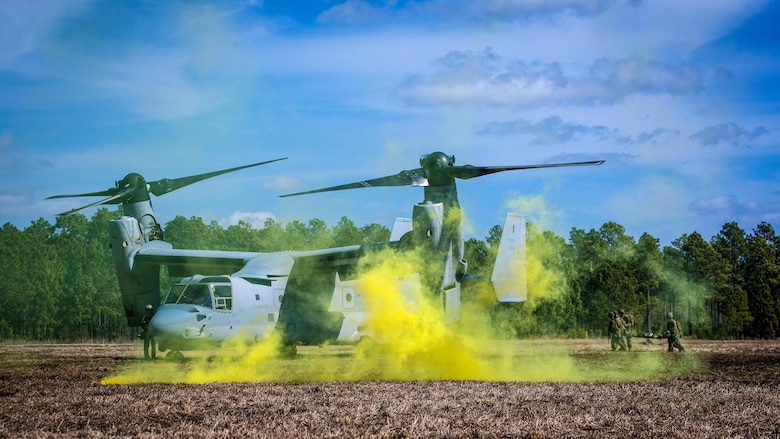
[
  {"xmin": 483, "ymin": 221, "xmax": 777, "ymax": 340},
  {"xmin": 1, "ymin": 207, "xmax": 778, "ymax": 341}
]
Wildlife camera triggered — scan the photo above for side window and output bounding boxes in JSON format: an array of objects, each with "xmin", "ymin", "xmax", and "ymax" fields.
[
  {"xmin": 200, "ymin": 289, "xmax": 213, "ymax": 308},
  {"xmin": 213, "ymin": 285, "xmax": 232, "ymax": 311}
]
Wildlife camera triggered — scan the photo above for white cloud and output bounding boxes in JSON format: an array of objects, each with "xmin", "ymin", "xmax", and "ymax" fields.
[
  {"xmin": 689, "ymin": 195, "xmax": 738, "ymax": 214},
  {"xmin": 1, "ymin": 2, "xmax": 254, "ymax": 121},
  {"xmin": 218, "ymin": 210, "xmax": 276, "ymax": 229},
  {"xmin": 469, "ymin": 0, "xmax": 622, "ymax": 19},
  {"xmin": 689, "ymin": 195, "xmax": 780, "ymax": 218},
  {"xmin": 262, "ymin": 174, "xmax": 305, "ymax": 192},
  {"xmin": 318, "ymin": 0, "xmax": 627, "ymax": 25},
  {"xmin": 317, "ymin": 0, "xmax": 392, "ymax": 24},
  {"xmin": 395, "ymin": 49, "xmax": 701, "ymax": 107},
  {"xmin": 476, "ymin": 115, "xmax": 680, "ymax": 146},
  {"xmin": 690, "ymin": 122, "xmax": 772, "ymax": 148},
  {"xmin": 0, "ymin": 130, "xmax": 51, "ymax": 176},
  {"xmin": 0, "ymin": 0, "xmax": 91, "ymax": 68}
]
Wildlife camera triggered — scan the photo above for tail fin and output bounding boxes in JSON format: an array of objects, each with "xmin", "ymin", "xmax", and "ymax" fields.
[{"xmin": 491, "ymin": 212, "xmax": 526, "ymax": 303}]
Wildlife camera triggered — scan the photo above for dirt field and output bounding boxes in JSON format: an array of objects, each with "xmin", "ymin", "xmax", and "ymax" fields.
[{"xmin": 1, "ymin": 339, "xmax": 779, "ymax": 438}]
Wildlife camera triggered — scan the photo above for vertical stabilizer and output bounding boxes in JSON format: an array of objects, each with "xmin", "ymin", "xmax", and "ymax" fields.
[{"xmin": 491, "ymin": 212, "xmax": 526, "ymax": 302}]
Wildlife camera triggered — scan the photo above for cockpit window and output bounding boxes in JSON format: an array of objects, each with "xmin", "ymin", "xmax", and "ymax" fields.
[
  {"xmin": 180, "ymin": 284, "xmax": 212, "ymax": 308},
  {"xmin": 163, "ymin": 283, "xmax": 232, "ymax": 311},
  {"xmin": 164, "ymin": 284, "xmax": 188, "ymax": 305},
  {"xmin": 163, "ymin": 284, "xmax": 210, "ymax": 308}
]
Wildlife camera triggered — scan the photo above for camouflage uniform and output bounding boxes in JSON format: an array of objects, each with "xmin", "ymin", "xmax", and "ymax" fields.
[
  {"xmin": 608, "ymin": 311, "xmax": 627, "ymax": 351},
  {"xmin": 665, "ymin": 312, "xmax": 685, "ymax": 352},
  {"xmin": 618, "ymin": 309, "xmax": 635, "ymax": 351},
  {"xmin": 141, "ymin": 305, "xmax": 157, "ymax": 360}
]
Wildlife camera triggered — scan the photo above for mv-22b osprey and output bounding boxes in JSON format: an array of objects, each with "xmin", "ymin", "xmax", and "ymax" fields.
[{"xmin": 49, "ymin": 152, "xmax": 602, "ymax": 357}]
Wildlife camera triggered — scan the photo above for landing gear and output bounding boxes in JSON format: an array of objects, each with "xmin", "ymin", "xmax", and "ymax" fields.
[
  {"xmin": 167, "ymin": 350, "xmax": 185, "ymax": 361},
  {"xmin": 277, "ymin": 344, "xmax": 297, "ymax": 358}
]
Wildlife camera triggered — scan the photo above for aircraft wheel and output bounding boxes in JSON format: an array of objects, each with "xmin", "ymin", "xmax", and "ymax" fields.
[
  {"xmin": 277, "ymin": 344, "xmax": 297, "ymax": 358},
  {"xmin": 167, "ymin": 350, "xmax": 185, "ymax": 361},
  {"xmin": 357, "ymin": 336, "xmax": 389, "ymax": 356}
]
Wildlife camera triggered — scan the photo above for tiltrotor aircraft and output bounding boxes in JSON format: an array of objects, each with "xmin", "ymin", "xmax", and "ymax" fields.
[{"xmin": 48, "ymin": 152, "xmax": 602, "ymax": 357}]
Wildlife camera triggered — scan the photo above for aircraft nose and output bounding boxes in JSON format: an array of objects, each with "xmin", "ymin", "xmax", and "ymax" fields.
[{"xmin": 148, "ymin": 305, "xmax": 202, "ymax": 337}]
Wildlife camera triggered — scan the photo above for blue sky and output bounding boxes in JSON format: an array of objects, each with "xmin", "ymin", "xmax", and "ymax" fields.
[{"xmin": 1, "ymin": 0, "xmax": 778, "ymax": 247}]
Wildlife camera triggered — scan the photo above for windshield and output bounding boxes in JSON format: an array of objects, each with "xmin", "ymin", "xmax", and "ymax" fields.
[
  {"xmin": 180, "ymin": 284, "xmax": 212, "ymax": 308},
  {"xmin": 163, "ymin": 283, "xmax": 232, "ymax": 310},
  {"xmin": 163, "ymin": 284, "xmax": 187, "ymax": 305},
  {"xmin": 163, "ymin": 284, "xmax": 211, "ymax": 308}
]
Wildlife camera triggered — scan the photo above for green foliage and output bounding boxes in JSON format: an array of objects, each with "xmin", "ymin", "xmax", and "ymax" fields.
[
  {"xmin": 660, "ymin": 232, "xmax": 722, "ymax": 337},
  {"xmin": 464, "ymin": 238, "xmax": 492, "ymax": 275},
  {"xmin": 0, "ymin": 209, "xmax": 127, "ymax": 341},
  {"xmin": 743, "ymin": 223, "xmax": 780, "ymax": 338},
  {"xmin": 711, "ymin": 222, "xmax": 752, "ymax": 337},
  {"xmin": 565, "ymin": 223, "xmax": 639, "ymax": 335},
  {"xmin": 164, "ymin": 216, "xmax": 214, "ymax": 250},
  {"xmin": 486, "ymin": 225, "xmax": 503, "ymax": 249}
]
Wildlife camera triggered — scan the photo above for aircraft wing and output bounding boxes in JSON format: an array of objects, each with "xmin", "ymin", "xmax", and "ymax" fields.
[
  {"xmin": 131, "ymin": 240, "xmax": 293, "ymax": 277},
  {"xmin": 131, "ymin": 240, "xmax": 380, "ymax": 279}
]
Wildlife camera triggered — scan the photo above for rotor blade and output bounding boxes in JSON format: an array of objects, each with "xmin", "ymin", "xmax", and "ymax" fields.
[
  {"xmin": 55, "ymin": 186, "xmax": 137, "ymax": 216},
  {"xmin": 450, "ymin": 160, "xmax": 605, "ymax": 180},
  {"xmin": 280, "ymin": 168, "xmax": 428, "ymax": 197},
  {"xmin": 47, "ymin": 188, "xmax": 120, "ymax": 200},
  {"xmin": 148, "ymin": 157, "xmax": 288, "ymax": 196}
]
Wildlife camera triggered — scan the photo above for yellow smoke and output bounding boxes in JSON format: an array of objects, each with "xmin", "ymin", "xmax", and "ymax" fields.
[
  {"xmin": 505, "ymin": 194, "xmax": 566, "ymax": 304},
  {"xmin": 102, "ymin": 331, "xmax": 283, "ymax": 384},
  {"xmin": 347, "ymin": 248, "xmax": 495, "ymax": 380},
  {"xmin": 506, "ymin": 193, "xmax": 553, "ymax": 232}
]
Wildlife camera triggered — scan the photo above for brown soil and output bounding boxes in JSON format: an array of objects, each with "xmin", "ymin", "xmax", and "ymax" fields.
[{"xmin": 1, "ymin": 340, "xmax": 779, "ymax": 438}]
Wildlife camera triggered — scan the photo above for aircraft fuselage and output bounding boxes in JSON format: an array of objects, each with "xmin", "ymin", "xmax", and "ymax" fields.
[{"xmin": 149, "ymin": 275, "xmax": 283, "ymax": 351}]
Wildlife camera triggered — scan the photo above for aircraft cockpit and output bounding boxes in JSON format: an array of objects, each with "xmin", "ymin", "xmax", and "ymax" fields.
[{"xmin": 163, "ymin": 276, "xmax": 233, "ymax": 311}]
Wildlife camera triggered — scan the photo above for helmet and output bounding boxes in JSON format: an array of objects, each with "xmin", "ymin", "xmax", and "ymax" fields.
[
  {"xmin": 668, "ymin": 312, "xmax": 674, "ymax": 319},
  {"xmin": 619, "ymin": 309, "xmax": 625, "ymax": 314},
  {"xmin": 609, "ymin": 311, "xmax": 615, "ymax": 318},
  {"xmin": 146, "ymin": 304, "xmax": 153, "ymax": 310}
]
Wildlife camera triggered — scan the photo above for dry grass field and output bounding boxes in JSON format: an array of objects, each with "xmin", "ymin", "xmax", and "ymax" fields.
[{"xmin": 1, "ymin": 339, "xmax": 779, "ymax": 438}]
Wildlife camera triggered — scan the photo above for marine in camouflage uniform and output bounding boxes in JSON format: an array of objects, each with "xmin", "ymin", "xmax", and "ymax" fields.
[
  {"xmin": 608, "ymin": 311, "xmax": 627, "ymax": 351},
  {"xmin": 141, "ymin": 304, "xmax": 157, "ymax": 360},
  {"xmin": 665, "ymin": 312, "xmax": 685, "ymax": 352},
  {"xmin": 618, "ymin": 309, "xmax": 635, "ymax": 351}
]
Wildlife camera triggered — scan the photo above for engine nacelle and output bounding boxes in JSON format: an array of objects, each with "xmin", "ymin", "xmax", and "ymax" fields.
[
  {"xmin": 108, "ymin": 216, "xmax": 166, "ymax": 326},
  {"xmin": 412, "ymin": 201, "xmax": 444, "ymax": 250}
]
